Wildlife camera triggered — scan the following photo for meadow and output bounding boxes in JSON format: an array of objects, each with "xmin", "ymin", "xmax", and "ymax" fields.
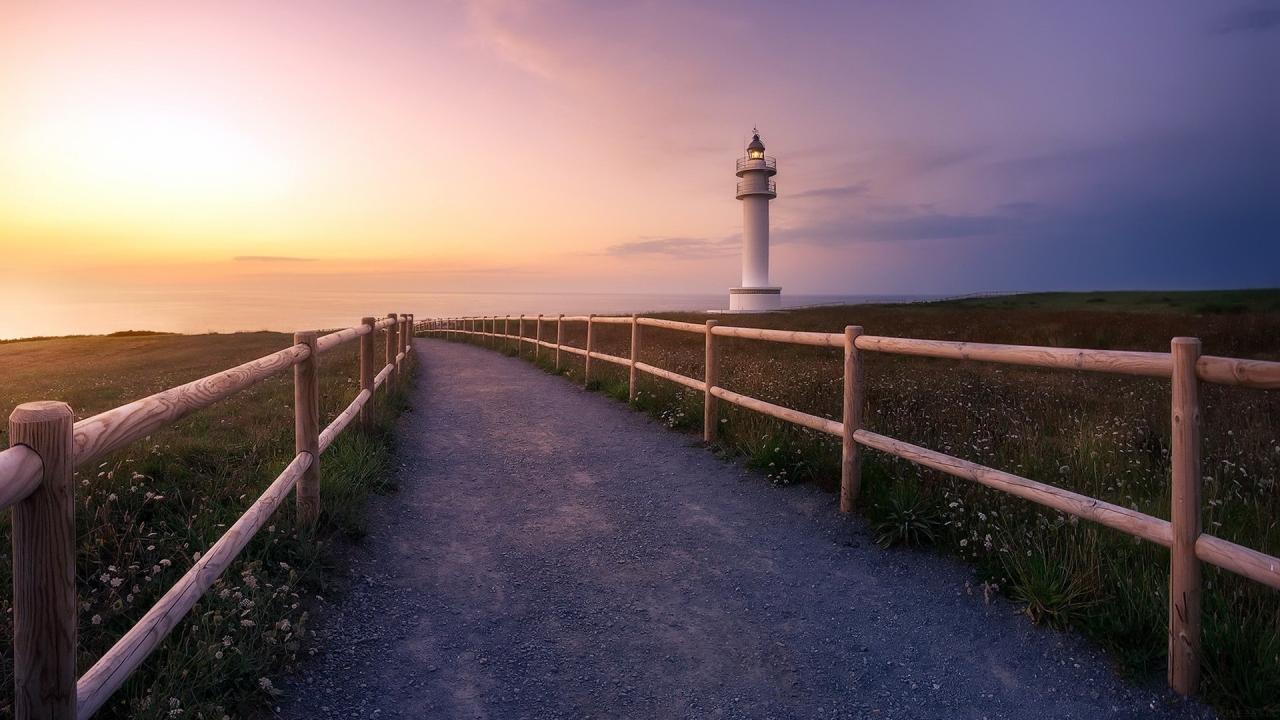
[
  {"xmin": 470, "ymin": 290, "xmax": 1280, "ymax": 717},
  {"xmin": 0, "ymin": 330, "xmax": 410, "ymax": 719}
]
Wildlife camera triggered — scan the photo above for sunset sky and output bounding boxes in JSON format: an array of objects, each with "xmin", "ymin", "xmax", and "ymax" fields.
[{"xmin": 1, "ymin": 0, "xmax": 1277, "ymax": 321}]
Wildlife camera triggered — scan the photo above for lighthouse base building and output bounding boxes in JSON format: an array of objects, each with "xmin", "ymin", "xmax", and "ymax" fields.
[
  {"xmin": 729, "ymin": 286, "xmax": 782, "ymax": 312},
  {"xmin": 728, "ymin": 131, "xmax": 781, "ymax": 313}
]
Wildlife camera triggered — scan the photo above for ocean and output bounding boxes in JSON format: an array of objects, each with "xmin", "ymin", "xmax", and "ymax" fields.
[{"xmin": 4, "ymin": 290, "xmax": 942, "ymax": 340}]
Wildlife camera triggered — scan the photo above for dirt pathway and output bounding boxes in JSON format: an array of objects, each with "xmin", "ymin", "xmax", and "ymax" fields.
[{"xmin": 275, "ymin": 338, "xmax": 1207, "ymax": 719}]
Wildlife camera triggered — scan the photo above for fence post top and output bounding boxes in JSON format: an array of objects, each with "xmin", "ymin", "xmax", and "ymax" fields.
[
  {"xmin": 558, "ymin": 313, "xmax": 564, "ymax": 319},
  {"xmin": 705, "ymin": 318, "xmax": 718, "ymax": 328},
  {"xmin": 845, "ymin": 325, "xmax": 864, "ymax": 335},
  {"xmin": 294, "ymin": 331, "xmax": 318, "ymax": 343},
  {"xmin": 387, "ymin": 312, "xmax": 398, "ymax": 320},
  {"xmin": 1172, "ymin": 337, "xmax": 1201, "ymax": 348},
  {"xmin": 10, "ymin": 400, "xmax": 73, "ymax": 424},
  {"xmin": 538, "ymin": 313, "xmax": 544, "ymax": 318},
  {"xmin": 362, "ymin": 316, "xmax": 376, "ymax": 325}
]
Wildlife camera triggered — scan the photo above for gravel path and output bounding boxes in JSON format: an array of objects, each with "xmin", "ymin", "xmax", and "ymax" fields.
[{"xmin": 275, "ymin": 338, "xmax": 1209, "ymax": 720}]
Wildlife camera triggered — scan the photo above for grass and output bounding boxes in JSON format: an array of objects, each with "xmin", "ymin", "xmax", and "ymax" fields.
[
  {"xmin": 0, "ymin": 330, "xmax": 412, "ymax": 718},
  {"xmin": 938, "ymin": 288, "xmax": 1280, "ymax": 315},
  {"xmin": 444, "ymin": 289, "xmax": 1280, "ymax": 717}
]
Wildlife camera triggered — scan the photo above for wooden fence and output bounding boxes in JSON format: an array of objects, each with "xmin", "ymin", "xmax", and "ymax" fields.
[
  {"xmin": 420, "ymin": 312, "xmax": 1280, "ymax": 698},
  {"xmin": 0, "ymin": 312, "xmax": 415, "ymax": 719}
]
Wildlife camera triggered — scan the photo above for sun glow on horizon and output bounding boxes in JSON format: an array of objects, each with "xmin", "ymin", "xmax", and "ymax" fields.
[{"xmin": 1, "ymin": 90, "xmax": 300, "ymax": 246}]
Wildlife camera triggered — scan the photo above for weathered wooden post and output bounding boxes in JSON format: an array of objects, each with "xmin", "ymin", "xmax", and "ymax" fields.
[
  {"xmin": 518, "ymin": 315, "xmax": 526, "ymax": 356},
  {"xmin": 9, "ymin": 401, "xmax": 77, "ymax": 719},
  {"xmin": 400, "ymin": 316, "xmax": 409, "ymax": 363},
  {"xmin": 535, "ymin": 314, "xmax": 543, "ymax": 361},
  {"xmin": 584, "ymin": 314, "xmax": 595, "ymax": 386},
  {"xmin": 556, "ymin": 314, "xmax": 564, "ymax": 370},
  {"xmin": 504, "ymin": 316, "xmax": 510, "ymax": 350},
  {"xmin": 359, "ymin": 316, "xmax": 376, "ymax": 427},
  {"xmin": 294, "ymin": 332, "xmax": 321, "ymax": 526},
  {"xmin": 386, "ymin": 313, "xmax": 399, "ymax": 390},
  {"xmin": 840, "ymin": 325, "xmax": 865, "ymax": 512},
  {"xmin": 1168, "ymin": 336, "xmax": 1202, "ymax": 696},
  {"xmin": 704, "ymin": 319, "xmax": 719, "ymax": 443},
  {"xmin": 407, "ymin": 314, "xmax": 415, "ymax": 363},
  {"xmin": 629, "ymin": 314, "xmax": 640, "ymax": 403}
]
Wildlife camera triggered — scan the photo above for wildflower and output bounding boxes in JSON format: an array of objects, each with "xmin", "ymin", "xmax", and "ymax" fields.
[{"xmin": 91, "ymin": 614, "xmax": 102, "ymax": 625}]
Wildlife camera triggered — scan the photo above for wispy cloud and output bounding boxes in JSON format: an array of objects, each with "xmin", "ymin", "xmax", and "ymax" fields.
[
  {"xmin": 233, "ymin": 256, "xmax": 317, "ymax": 263},
  {"xmin": 604, "ymin": 235, "xmax": 737, "ymax": 259},
  {"xmin": 790, "ymin": 182, "xmax": 871, "ymax": 200}
]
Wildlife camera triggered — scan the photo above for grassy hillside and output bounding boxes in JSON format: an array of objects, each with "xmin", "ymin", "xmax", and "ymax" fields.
[
  {"xmin": 0, "ymin": 331, "xmax": 411, "ymax": 718},
  {"xmin": 464, "ymin": 290, "xmax": 1280, "ymax": 717},
  {"xmin": 935, "ymin": 289, "xmax": 1280, "ymax": 315}
]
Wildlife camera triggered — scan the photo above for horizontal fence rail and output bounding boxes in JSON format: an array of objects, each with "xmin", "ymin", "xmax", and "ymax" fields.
[
  {"xmin": 2, "ymin": 312, "xmax": 416, "ymax": 719},
  {"xmin": 419, "ymin": 312, "xmax": 1280, "ymax": 699}
]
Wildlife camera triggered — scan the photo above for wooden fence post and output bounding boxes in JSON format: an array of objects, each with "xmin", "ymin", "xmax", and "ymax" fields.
[
  {"xmin": 359, "ymin": 316, "xmax": 376, "ymax": 427},
  {"xmin": 1169, "ymin": 336, "xmax": 1202, "ymax": 695},
  {"xmin": 629, "ymin": 314, "xmax": 640, "ymax": 403},
  {"xmin": 294, "ymin": 332, "xmax": 321, "ymax": 526},
  {"xmin": 9, "ymin": 401, "xmax": 76, "ymax": 719},
  {"xmin": 518, "ymin": 315, "xmax": 525, "ymax": 356},
  {"xmin": 841, "ymin": 326, "xmax": 865, "ymax": 512},
  {"xmin": 405, "ymin": 314, "xmax": 413, "ymax": 364},
  {"xmin": 386, "ymin": 313, "xmax": 399, "ymax": 390},
  {"xmin": 400, "ymin": 316, "xmax": 409, "ymax": 364},
  {"xmin": 556, "ymin": 314, "xmax": 564, "ymax": 370},
  {"xmin": 504, "ymin": 316, "xmax": 510, "ymax": 350},
  {"xmin": 704, "ymin": 319, "xmax": 719, "ymax": 443},
  {"xmin": 407, "ymin": 314, "xmax": 415, "ymax": 362},
  {"xmin": 535, "ymin": 314, "xmax": 543, "ymax": 361},
  {"xmin": 584, "ymin": 314, "xmax": 595, "ymax": 386}
]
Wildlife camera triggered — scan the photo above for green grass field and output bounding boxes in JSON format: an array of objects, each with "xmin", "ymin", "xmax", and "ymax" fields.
[
  {"xmin": 466, "ymin": 289, "xmax": 1280, "ymax": 717},
  {"xmin": 0, "ymin": 331, "xmax": 411, "ymax": 718}
]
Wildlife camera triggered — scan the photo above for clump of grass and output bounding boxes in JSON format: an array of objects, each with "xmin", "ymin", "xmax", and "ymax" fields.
[
  {"xmin": 736, "ymin": 426, "xmax": 835, "ymax": 486},
  {"xmin": 867, "ymin": 473, "xmax": 943, "ymax": 548},
  {"xmin": 1001, "ymin": 528, "xmax": 1100, "ymax": 628},
  {"xmin": 0, "ymin": 331, "xmax": 412, "ymax": 719}
]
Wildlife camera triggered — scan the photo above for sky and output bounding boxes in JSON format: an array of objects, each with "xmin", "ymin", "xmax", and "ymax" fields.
[{"xmin": 1, "ymin": 0, "xmax": 1277, "ymax": 316}]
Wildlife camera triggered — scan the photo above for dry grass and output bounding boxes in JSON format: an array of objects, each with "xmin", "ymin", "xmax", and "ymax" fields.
[
  {"xmin": 0, "ymin": 330, "xmax": 411, "ymax": 719},
  {"xmin": 463, "ymin": 290, "xmax": 1280, "ymax": 717}
]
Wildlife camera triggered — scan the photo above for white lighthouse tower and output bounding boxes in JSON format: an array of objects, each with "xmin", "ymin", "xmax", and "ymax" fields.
[{"xmin": 730, "ymin": 130, "xmax": 781, "ymax": 312}]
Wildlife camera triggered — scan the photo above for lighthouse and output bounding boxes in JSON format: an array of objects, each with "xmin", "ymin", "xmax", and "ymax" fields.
[{"xmin": 730, "ymin": 130, "xmax": 781, "ymax": 312}]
